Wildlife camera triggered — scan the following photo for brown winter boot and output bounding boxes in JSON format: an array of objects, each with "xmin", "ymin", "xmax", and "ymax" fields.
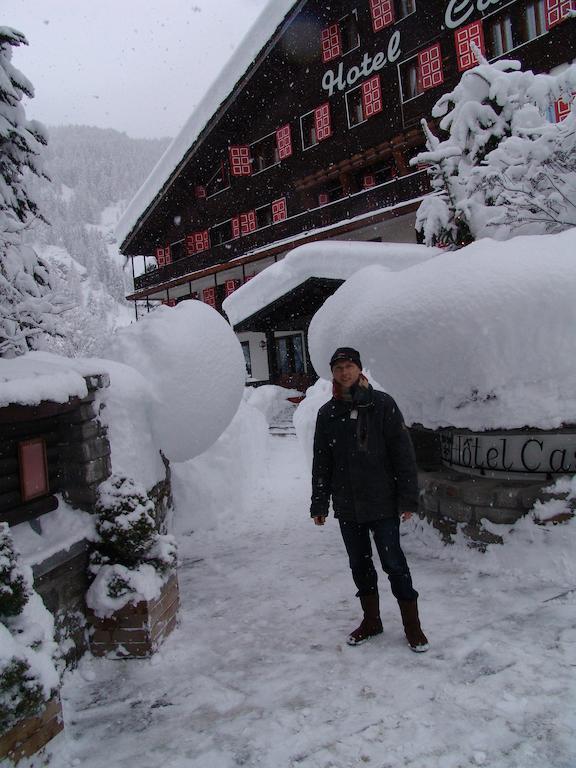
[
  {"xmin": 347, "ymin": 594, "xmax": 383, "ymax": 646},
  {"xmin": 398, "ymin": 600, "xmax": 429, "ymax": 652}
]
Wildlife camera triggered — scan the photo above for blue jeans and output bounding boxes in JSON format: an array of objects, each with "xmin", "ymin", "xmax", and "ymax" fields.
[{"xmin": 339, "ymin": 518, "xmax": 418, "ymax": 602}]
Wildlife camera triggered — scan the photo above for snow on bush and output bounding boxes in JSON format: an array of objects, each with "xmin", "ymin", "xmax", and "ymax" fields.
[
  {"xmin": 413, "ymin": 53, "xmax": 576, "ymax": 247},
  {"xmin": 0, "ymin": 523, "xmax": 59, "ymax": 734},
  {"xmin": 106, "ymin": 300, "xmax": 245, "ymax": 463},
  {"xmin": 86, "ymin": 475, "xmax": 177, "ymax": 618},
  {"xmin": 308, "ymin": 228, "xmax": 576, "ymax": 431},
  {"xmin": 171, "ymin": 399, "xmax": 268, "ymax": 533}
]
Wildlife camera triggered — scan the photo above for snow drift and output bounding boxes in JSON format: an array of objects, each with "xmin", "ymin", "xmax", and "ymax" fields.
[
  {"xmin": 308, "ymin": 228, "xmax": 576, "ymax": 431},
  {"xmin": 106, "ymin": 301, "xmax": 246, "ymax": 463}
]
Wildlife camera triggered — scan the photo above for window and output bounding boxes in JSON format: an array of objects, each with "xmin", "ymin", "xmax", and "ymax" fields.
[
  {"xmin": 241, "ymin": 341, "xmax": 252, "ymax": 378},
  {"xmin": 18, "ymin": 439, "xmax": 49, "ymax": 502},
  {"xmin": 211, "ymin": 219, "xmax": 235, "ymax": 247},
  {"xmin": 229, "ymin": 145, "xmax": 252, "ymax": 176},
  {"xmin": 224, "ymin": 279, "xmax": 240, "ymax": 297},
  {"xmin": 346, "ymin": 75, "xmax": 383, "ymax": 127},
  {"xmin": 486, "ymin": 14, "xmax": 514, "ymax": 57},
  {"xmin": 320, "ymin": 12, "xmax": 360, "ymax": 62},
  {"xmin": 545, "ymin": 0, "xmax": 576, "ymax": 29},
  {"xmin": 340, "ymin": 12, "xmax": 360, "ymax": 55},
  {"xmin": 301, "ymin": 103, "xmax": 332, "ymax": 149},
  {"xmin": 317, "ymin": 180, "xmax": 345, "ymax": 205},
  {"xmin": 357, "ymin": 161, "xmax": 397, "ymax": 189},
  {"xmin": 275, "ymin": 334, "xmax": 305, "ymax": 376},
  {"xmin": 256, "ymin": 204, "xmax": 273, "ymax": 229},
  {"xmin": 455, "ymin": 20, "xmax": 485, "ymax": 72},
  {"xmin": 205, "ymin": 160, "xmax": 230, "ymax": 198},
  {"xmin": 554, "ymin": 97, "xmax": 573, "ymax": 121},
  {"xmin": 398, "ymin": 0, "xmax": 416, "ymax": 18},
  {"xmin": 251, "ymin": 132, "xmax": 280, "ymax": 174},
  {"xmin": 399, "ymin": 57, "xmax": 421, "ymax": 101},
  {"xmin": 521, "ymin": 1, "xmax": 547, "ymax": 40}
]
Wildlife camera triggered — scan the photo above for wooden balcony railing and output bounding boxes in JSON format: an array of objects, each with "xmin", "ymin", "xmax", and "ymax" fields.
[{"xmin": 134, "ymin": 171, "xmax": 430, "ymax": 292}]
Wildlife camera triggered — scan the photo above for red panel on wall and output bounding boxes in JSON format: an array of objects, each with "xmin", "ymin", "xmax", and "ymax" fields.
[
  {"xmin": 231, "ymin": 216, "xmax": 241, "ymax": 239},
  {"xmin": 272, "ymin": 197, "xmax": 288, "ymax": 223},
  {"xmin": 321, "ymin": 23, "xmax": 342, "ymax": 63},
  {"xmin": 185, "ymin": 235, "xmax": 196, "ymax": 256},
  {"xmin": 225, "ymin": 279, "xmax": 240, "ymax": 297},
  {"xmin": 363, "ymin": 174, "xmax": 376, "ymax": 189},
  {"xmin": 314, "ymin": 103, "xmax": 332, "ymax": 142},
  {"xmin": 194, "ymin": 230, "xmax": 210, "ymax": 253},
  {"xmin": 276, "ymin": 124, "xmax": 293, "ymax": 160},
  {"xmin": 195, "ymin": 185, "xmax": 206, "ymax": 199},
  {"xmin": 361, "ymin": 75, "xmax": 383, "ymax": 119},
  {"xmin": 229, "ymin": 145, "xmax": 252, "ymax": 176},
  {"xmin": 318, "ymin": 193, "xmax": 329, "ymax": 205},
  {"xmin": 18, "ymin": 438, "xmax": 49, "ymax": 502},
  {"xmin": 418, "ymin": 44, "xmax": 444, "ymax": 91},
  {"xmin": 455, "ymin": 21, "xmax": 485, "ymax": 72},
  {"xmin": 369, "ymin": 0, "xmax": 395, "ymax": 32},
  {"xmin": 545, "ymin": 0, "xmax": 575, "ymax": 28}
]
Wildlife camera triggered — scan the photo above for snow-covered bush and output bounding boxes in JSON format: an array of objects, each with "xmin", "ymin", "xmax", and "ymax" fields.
[
  {"xmin": 0, "ymin": 523, "xmax": 59, "ymax": 733},
  {"xmin": 413, "ymin": 51, "xmax": 576, "ymax": 246},
  {"xmin": 87, "ymin": 475, "xmax": 177, "ymax": 616},
  {"xmin": 0, "ymin": 27, "xmax": 69, "ymax": 358}
]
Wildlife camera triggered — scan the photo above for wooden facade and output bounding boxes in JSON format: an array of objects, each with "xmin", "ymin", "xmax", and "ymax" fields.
[{"xmin": 120, "ymin": 0, "xmax": 575, "ymax": 385}]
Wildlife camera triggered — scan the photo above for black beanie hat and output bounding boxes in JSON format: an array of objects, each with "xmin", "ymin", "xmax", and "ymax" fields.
[{"xmin": 330, "ymin": 347, "xmax": 362, "ymax": 370}]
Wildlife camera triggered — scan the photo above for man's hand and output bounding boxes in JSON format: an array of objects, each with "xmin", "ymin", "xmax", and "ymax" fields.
[
  {"xmin": 400, "ymin": 511, "xmax": 413, "ymax": 522},
  {"xmin": 313, "ymin": 516, "xmax": 326, "ymax": 526}
]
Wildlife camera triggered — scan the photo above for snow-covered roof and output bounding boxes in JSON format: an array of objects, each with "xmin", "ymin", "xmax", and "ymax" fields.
[
  {"xmin": 116, "ymin": 0, "xmax": 299, "ymax": 250},
  {"xmin": 222, "ymin": 240, "xmax": 440, "ymax": 326}
]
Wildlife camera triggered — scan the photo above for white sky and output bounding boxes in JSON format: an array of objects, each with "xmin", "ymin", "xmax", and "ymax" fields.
[{"xmin": 3, "ymin": 0, "xmax": 270, "ymax": 139}]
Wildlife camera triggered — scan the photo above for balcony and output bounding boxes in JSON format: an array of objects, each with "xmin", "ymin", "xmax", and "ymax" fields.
[{"xmin": 133, "ymin": 170, "xmax": 430, "ymax": 293}]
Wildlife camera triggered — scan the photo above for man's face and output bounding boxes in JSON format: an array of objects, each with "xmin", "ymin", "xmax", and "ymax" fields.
[{"xmin": 332, "ymin": 360, "xmax": 361, "ymax": 388}]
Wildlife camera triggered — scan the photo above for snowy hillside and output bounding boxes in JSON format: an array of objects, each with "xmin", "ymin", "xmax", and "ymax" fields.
[{"xmin": 23, "ymin": 126, "xmax": 169, "ymax": 356}]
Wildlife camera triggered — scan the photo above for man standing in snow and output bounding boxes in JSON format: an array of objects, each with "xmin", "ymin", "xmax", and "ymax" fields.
[{"xmin": 310, "ymin": 347, "xmax": 429, "ymax": 652}]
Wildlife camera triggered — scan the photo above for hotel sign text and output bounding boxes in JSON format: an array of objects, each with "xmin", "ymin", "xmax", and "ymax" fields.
[
  {"xmin": 441, "ymin": 431, "xmax": 576, "ymax": 478},
  {"xmin": 322, "ymin": 31, "xmax": 402, "ymax": 98}
]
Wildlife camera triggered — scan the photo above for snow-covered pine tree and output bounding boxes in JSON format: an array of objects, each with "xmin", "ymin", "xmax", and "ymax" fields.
[
  {"xmin": 412, "ymin": 48, "xmax": 576, "ymax": 247},
  {"xmin": 0, "ymin": 26, "xmax": 67, "ymax": 358}
]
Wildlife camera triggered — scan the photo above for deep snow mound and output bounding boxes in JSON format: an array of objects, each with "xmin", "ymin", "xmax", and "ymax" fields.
[{"xmin": 309, "ymin": 229, "xmax": 576, "ymax": 431}]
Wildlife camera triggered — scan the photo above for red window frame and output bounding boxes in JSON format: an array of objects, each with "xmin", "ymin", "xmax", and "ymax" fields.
[
  {"xmin": 240, "ymin": 210, "xmax": 257, "ymax": 236},
  {"xmin": 194, "ymin": 230, "xmax": 210, "ymax": 253},
  {"xmin": 369, "ymin": 0, "xmax": 395, "ymax": 32},
  {"xmin": 18, "ymin": 438, "xmax": 49, "ymax": 502},
  {"xmin": 554, "ymin": 96, "xmax": 573, "ymax": 121},
  {"xmin": 203, "ymin": 287, "xmax": 217, "ymax": 308},
  {"xmin": 418, "ymin": 43, "xmax": 444, "ymax": 91},
  {"xmin": 229, "ymin": 145, "xmax": 252, "ymax": 176},
  {"xmin": 545, "ymin": 0, "xmax": 575, "ymax": 28},
  {"xmin": 272, "ymin": 198, "xmax": 288, "ymax": 223},
  {"xmin": 321, "ymin": 23, "xmax": 342, "ymax": 63},
  {"xmin": 361, "ymin": 75, "xmax": 383, "ymax": 119},
  {"xmin": 244, "ymin": 273, "xmax": 256, "ymax": 282},
  {"xmin": 231, "ymin": 216, "xmax": 241, "ymax": 239},
  {"xmin": 455, "ymin": 21, "xmax": 485, "ymax": 72},
  {"xmin": 314, "ymin": 103, "xmax": 332, "ymax": 142},
  {"xmin": 225, "ymin": 279, "xmax": 240, "ymax": 297},
  {"xmin": 155, "ymin": 246, "xmax": 172, "ymax": 267},
  {"xmin": 363, "ymin": 174, "xmax": 376, "ymax": 189},
  {"xmin": 195, "ymin": 185, "xmax": 206, "ymax": 199},
  {"xmin": 276, "ymin": 124, "xmax": 293, "ymax": 160},
  {"xmin": 318, "ymin": 192, "xmax": 329, "ymax": 205}
]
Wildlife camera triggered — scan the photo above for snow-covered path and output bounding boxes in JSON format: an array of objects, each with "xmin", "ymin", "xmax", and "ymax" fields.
[{"xmin": 60, "ymin": 434, "xmax": 575, "ymax": 768}]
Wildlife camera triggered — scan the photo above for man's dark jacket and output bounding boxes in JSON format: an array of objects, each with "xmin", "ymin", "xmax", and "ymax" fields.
[{"xmin": 310, "ymin": 382, "xmax": 419, "ymax": 523}]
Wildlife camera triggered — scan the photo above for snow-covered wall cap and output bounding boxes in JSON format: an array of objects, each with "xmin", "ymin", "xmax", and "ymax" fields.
[
  {"xmin": 222, "ymin": 240, "xmax": 440, "ymax": 326},
  {"xmin": 0, "ymin": 353, "xmax": 90, "ymax": 408},
  {"xmin": 115, "ymin": 0, "xmax": 299, "ymax": 251}
]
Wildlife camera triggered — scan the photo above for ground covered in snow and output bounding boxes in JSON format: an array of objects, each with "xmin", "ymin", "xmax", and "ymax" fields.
[{"xmin": 46, "ymin": 432, "xmax": 575, "ymax": 768}]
